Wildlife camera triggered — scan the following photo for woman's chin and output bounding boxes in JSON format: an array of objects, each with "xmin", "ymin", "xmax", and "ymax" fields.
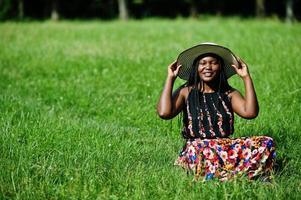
[{"xmin": 200, "ymin": 76, "xmax": 216, "ymax": 82}]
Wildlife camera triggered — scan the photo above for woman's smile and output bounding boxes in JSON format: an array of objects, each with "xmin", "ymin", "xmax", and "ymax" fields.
[{"xmin": 203, "ymin": 72, "xmax": 214, "ymax": 77}]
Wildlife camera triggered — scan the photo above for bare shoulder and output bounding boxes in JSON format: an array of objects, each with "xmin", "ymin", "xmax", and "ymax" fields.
[
  {"xmin": 227, "ymin": 88, "xmax": 243, "ymax": 99},
  {"xmin": 178, "ymin": 86, "xmax": 190, "ymax": 101}
]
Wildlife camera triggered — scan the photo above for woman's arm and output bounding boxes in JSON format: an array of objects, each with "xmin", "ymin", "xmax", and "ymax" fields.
[
  {"xmin": 157, "ymin": 61, "xmax": 185, "ymax": 119},
  {"xmin": 230, "ymin": 57, "xmax": 259, "ymax": 119}
]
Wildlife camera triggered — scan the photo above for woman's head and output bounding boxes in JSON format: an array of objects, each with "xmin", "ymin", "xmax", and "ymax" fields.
[
  {"xmin": 177, "ymin": 43, "xmax": 238, "ymax": 81},
  {"xmin": 197, "ymin": 53, "xmax": 223, "ymax": 83},
  {"xmin": 187, "ymin": 53, "xmax": 230, "ymax": 92}
]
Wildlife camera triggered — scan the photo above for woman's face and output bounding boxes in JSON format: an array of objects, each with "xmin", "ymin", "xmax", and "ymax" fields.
[{"xmin": 197, "ymin": 56, "xmax": 221, "ymax": 82}]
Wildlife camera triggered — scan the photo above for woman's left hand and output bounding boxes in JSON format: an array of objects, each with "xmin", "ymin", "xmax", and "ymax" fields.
[{"xmin": 231, "ymin": 57, "xmax": 250, "ymax": 78}]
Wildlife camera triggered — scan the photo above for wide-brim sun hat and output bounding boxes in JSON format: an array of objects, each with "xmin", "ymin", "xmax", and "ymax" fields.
[{"xmin": 177, "ymin": 42, "xmax": 239, "ymax": 80}]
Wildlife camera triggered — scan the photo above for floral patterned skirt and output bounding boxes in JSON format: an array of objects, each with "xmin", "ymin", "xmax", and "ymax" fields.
[{"xmin": 174, "ymin": 136, "xmax": 276, "ymax": 181}]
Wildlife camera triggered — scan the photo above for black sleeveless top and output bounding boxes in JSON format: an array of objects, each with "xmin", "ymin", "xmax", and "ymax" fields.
[{"xmin": 182, "ymin": 90, "xmax": 234, "ymax": 139}]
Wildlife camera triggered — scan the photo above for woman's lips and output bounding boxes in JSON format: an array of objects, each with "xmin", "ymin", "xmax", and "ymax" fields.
[{"xmin": 203, "ymin": 72, "xmax": 213, "ymax": 77}]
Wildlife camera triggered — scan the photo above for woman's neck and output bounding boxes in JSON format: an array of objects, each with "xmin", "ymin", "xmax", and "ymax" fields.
[{"xmin": 200, "ymin": 81, "xmax": 219, "ymax": 93}]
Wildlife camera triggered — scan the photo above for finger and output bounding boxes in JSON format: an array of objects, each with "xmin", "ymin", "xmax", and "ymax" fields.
[
  {"xmin": 235, "ymin": 60, "xmax": 243, "ymax": 69},
  {"xmin": 175, "ymin": 64, "xmax": 182, "ymax": 74},
  {"xmin": 169, "ymin": 60, "xmax": 178, "ymax": 69},
  {"xmin": 231, "ymin": 64, "xmax": 239, "ymax": 71},
  {"xmin": 236, "ymin": 56, "xmax": 247, "ymax": 67}
]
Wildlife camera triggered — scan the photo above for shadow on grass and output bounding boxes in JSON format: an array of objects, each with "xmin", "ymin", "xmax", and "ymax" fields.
[
  {"xmin": 260, "ymin": 126, "xmax": 297, "ymax": 177},
  {"xmin": 273, "ymin": 157, "xmax": 288, "ymax": 175}
]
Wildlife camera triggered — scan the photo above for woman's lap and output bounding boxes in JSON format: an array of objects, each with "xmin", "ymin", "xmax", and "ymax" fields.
[{"xmin": 175, "ymin": 136, "xmax": 276, "ymax": 181}]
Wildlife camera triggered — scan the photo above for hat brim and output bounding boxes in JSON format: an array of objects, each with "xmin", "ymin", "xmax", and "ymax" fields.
[{"xmin": 177, "ymin": 43, "xmax": 239, "ymax": 80}]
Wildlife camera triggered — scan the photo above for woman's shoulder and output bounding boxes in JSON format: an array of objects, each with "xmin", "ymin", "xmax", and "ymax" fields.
[
  {"xmin": 226, "ymin": 87, "xmax": 242, "ymax": 99},
  {"xmin": 175, "ymin": 85, "xmax": 191, "ymax": 100},
  {"xmin": 180, "ymin": 85, "xmax": 190, "ymax": 95}
]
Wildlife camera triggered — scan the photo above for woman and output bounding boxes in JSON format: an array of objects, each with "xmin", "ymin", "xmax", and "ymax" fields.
[{"xmin": 157, "ymin": 43, "xmax": 275, "ymax": 181}]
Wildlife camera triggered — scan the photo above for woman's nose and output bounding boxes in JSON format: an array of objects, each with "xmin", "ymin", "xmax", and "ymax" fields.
[{"xmin": 205, "ymin": 64, "xmax": 212, "ymax": 69}]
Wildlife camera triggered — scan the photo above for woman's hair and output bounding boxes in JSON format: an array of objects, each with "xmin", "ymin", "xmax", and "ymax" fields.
[{"xmin": 183, "ymin": 53, "xmax": 232, "ymax": 138}]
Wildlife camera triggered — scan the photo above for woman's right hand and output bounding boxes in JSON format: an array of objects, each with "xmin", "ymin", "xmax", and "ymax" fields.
[
  {"xmin": 231, "ymin": 57, "xmax": 250, "ymax": 79},
  {"xmin": 167, "ymin": 60, "xmax": 182, "ymax": 79}
]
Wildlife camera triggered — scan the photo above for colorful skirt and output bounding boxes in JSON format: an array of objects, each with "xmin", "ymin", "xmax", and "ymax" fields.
[{"xmin": 174, "ymin": 136, "xmax": 276, "ymax": 181}]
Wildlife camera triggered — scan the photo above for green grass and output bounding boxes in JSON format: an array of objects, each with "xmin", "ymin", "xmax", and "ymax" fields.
[{"xmin": 0, "ymin": 18, "xmax": 301, "ymax": 199}]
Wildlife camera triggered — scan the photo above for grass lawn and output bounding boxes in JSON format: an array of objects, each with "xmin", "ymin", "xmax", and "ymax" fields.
[{"xmin": 0, "ymin": 17, "xmax": 301, "ymax": 199}]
